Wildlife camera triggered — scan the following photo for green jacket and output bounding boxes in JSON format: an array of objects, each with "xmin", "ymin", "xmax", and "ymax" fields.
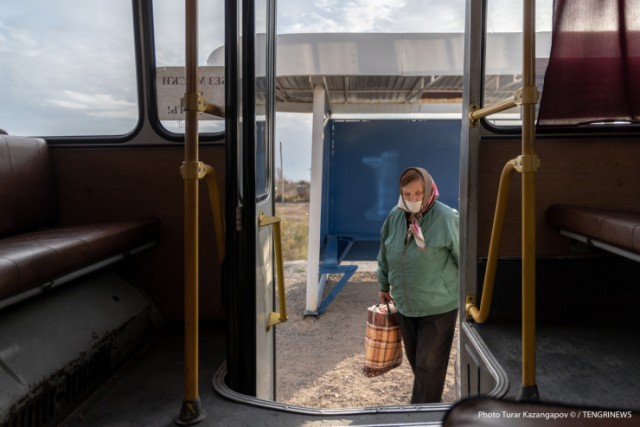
[{"xmin": 377, "ymin": 201, "xmax": 459, "ymax": 317}]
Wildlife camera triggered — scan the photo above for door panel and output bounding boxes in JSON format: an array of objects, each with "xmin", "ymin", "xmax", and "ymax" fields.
[
  {"xmin": 253, "ymin": 0, "xmax": 276, "ymax": 399},
  {"xmin": 224, "ymin": 0, "xmax": 277, "ymax": 399}
]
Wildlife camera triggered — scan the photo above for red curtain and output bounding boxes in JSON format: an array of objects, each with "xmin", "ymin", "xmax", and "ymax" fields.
[{"xmin": 537, "ymin": 0, "xmax": 640, "ymax": 126}]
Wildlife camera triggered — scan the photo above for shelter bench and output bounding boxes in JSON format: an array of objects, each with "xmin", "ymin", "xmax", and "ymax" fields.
[
  {"xmin": 547, "ymin": 204, "xmax": 640, "ymax": 262},
  {"xmin": 314, "ymin": 235, "xmax": 358, "ymax": 315},
  {"xmin": 0, "ymin": 134, "xmax": 160, "ymax": 310}
]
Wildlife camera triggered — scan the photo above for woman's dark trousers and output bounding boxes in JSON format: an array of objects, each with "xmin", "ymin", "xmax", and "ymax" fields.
[{"xmin": 398, "ymin": 309, "xmax": 458, "ymax": 404}]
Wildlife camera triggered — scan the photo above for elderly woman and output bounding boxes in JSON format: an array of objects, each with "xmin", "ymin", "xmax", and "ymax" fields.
[{"xmin": 377, "ymin": 166, "xmax": 459, "ymax": 404}]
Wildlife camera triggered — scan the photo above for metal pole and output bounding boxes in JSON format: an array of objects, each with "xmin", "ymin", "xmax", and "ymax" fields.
[
  {"xmin": 280, "ymin": 141, "xmax": 284, "ymax": 203},
  {"xmin": 176, "ymin": 0, "xmax": 205, "ymax": 424},
  {"xmin": 519, "ymin": 0, "xmax": 540, "ymax": 402}
]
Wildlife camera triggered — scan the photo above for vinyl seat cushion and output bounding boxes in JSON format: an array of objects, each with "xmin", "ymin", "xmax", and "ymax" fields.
[
  {"xmin": 548, "ymin": 204, "xmax": 640, "ymax": 254},
  {"xmin": 0, "ymin": 218, "xmax": 160, "ymax": 301}
]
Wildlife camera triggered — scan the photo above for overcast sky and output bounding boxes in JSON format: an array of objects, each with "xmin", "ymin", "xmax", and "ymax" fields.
[
  {"xmin": 275, "ymin": 0, "xmax": 553, "ymax": 181},
  {"xmin": 278, "ymin": 0, "xmax": 551, "ymax": 34},
  {"xmin": 278, "ymin": 0, "xmax": 465, "ymax": 34},
  {"xmin": 276, "ymin": 0, "xmax": 463, "ymax": 181},
  {"xmin": 0, "ymin": 0, "xmax": 552, "ymax": 181}
]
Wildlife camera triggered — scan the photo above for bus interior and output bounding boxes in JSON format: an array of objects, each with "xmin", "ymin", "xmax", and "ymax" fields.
[{"xmin": 1, "ymin": 0, "xmax": 639, "ymax": 426}]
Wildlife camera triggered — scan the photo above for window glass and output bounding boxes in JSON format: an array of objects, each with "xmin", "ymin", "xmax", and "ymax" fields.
[
  {"xmin": 484, "ymin": 0, "xmax": 553, "ymax": 126},
  {"xmin": 0, "ymin": 1, "xmax": 138, "ymax": 137},
  {"xmin": 153, "ymin": 0, "xmax": 226, "ymax": 134},
  {"xmin": 255, "ymin": 0, "xmax": 271, "ymax": 198}
]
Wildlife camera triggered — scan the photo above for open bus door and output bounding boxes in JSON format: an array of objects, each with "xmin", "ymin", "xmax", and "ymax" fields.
[{"xmin": 224, "ymin": 0, "xmax": 281, "ymax": 400}]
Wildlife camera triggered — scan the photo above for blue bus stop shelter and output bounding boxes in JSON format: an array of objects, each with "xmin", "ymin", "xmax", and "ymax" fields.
[{"xmin": 309, "ymin": 118, "xmax": 461, "ymax": 315}]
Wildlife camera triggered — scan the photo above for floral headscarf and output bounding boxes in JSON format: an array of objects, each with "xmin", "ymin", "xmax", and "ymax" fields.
[{"xmin": 396, "ymin": 167, "xmax": 439, "ymax": 250}]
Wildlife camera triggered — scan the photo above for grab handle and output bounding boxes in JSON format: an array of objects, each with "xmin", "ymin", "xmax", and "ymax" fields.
[
  {"xmin": 465, "ymin": 159, "xmax": 517, "ymax": 323},
  {"xmin": 258, "ymin": 211, "xmax": 288, "ymax": 330},
  {"xmin": 201, "ymin": 164, "xmax": 225, "ymax": 261}
]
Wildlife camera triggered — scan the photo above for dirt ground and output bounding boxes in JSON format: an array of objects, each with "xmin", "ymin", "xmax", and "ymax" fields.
[{"xmin": 276, "ymin": 260, "xmax": 459, "ymax": 408}]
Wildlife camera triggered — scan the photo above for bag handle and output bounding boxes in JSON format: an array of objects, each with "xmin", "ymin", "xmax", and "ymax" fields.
[{"xmin": 375, "ymin": 301, "xmax": 395, "ymax": 313}]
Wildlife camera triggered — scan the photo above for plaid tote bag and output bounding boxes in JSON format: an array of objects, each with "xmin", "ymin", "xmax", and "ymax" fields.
[{"xmin": 363, "ymin": 302, "xmax": 403, "ymax": 377}]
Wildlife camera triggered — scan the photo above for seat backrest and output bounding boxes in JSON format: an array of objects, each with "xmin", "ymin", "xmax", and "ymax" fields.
[{"xmin": 0, "ymin": 135, "xmax": 57, "ymax": 236}]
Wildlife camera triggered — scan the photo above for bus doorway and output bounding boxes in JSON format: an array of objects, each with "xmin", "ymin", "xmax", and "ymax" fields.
[{"xmin": 223, "ymin": 0, "xmax": 280, "ymax": 400}]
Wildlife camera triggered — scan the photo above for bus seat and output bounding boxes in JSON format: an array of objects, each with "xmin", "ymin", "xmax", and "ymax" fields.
[
  {"xmin": 0, "ymin": 135, "xmax": 57, "ymax": 236},
  {"xmin": 548, "ymin": 204, "xmax": 640, "ymax": 259},
  {"xmin": 0, "ymin": 134, "xmax": 160, "ymax": 308}
]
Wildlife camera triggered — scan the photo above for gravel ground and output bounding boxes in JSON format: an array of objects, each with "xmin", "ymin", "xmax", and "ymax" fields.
[{"xmin": 276, "ymin": 260, "xmax": 459, "ymax": 408}]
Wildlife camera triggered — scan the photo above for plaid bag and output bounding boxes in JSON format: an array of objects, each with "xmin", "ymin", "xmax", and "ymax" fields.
[{"xmin": 363, "ymin": 302, "xmax": 403, "ymax": 377}]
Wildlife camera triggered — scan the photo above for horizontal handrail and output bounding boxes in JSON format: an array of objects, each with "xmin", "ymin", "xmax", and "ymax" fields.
[
  {"xmin": 468, "ymin": 86, "xmax": 539, "ymax": 127},
  {"xmin": 204, "ymin": 103, "xmax": 225, "ymax": 118},
  {"xmin": 468, "ymin": 98, "xmax": 517, "ymax": 126},
  {"xmin": 182, "ymin": 92, "xmax": 225, "ymax": 118}
]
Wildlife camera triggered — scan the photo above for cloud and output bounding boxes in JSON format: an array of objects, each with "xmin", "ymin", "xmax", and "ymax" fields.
[
  {"xmin": 278, "ymin": 0, "xmax": 466, "ymax": 34},
  {"xmin": 0, "ymin": 22, "xmax": 43, "ymax": 56},
  {"xmin": 287, "ymin": 0, "xmax": 410, "ymax": 33},
  {"xmin": 46, "ymin": 91, "xmax": 137, "ymax": 119}
]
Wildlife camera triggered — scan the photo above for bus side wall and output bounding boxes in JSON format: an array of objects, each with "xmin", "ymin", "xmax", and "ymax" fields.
[
  {"xmin": 477, "ymin": 137, "xmax": 640, "ymax": 257},
  {"xmin": 49, "ymin": 144, "xmax": 226, "ymax": 322}
]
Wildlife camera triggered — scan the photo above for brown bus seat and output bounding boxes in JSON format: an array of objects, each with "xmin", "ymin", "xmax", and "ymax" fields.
[
  {"xmin": 0, "ymin": 134, "xmax": 160, "ymax": 307},
  {"xmin": 548, "ymin": 204, "xmax": 640, "ymax": 258}
]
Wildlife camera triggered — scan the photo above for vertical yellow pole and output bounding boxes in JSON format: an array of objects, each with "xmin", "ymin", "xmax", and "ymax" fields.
[
  {"xmin": 176, "ymin": 0, "xmax": 205, "ymax": 424},
  {"xmin": 519, "ymin": 0, "xmax": 540, "ymax": 401}
]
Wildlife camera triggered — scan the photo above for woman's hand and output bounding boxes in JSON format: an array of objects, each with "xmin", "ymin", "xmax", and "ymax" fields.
[{"xmin": 378, "ymin": 291, "xmax": 392, "ymax": 304}]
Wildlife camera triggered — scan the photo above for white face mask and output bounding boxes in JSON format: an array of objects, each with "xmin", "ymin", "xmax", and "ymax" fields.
[{"xmin": 403, "ymin": 199, "xmax": 423, "ymax": 213}]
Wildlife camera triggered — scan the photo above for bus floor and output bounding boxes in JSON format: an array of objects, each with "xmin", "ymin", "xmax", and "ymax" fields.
[
  {"xmin": 475, "ymin": 320, "xmax": 640, "ymax": 412},
  {"xmin": 58, "ymin": 322, "xmax": 450, "ymax": 427}
]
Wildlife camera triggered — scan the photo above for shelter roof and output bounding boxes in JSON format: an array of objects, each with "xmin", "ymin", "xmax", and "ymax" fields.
[{"xmin": 207, "ymin": 32, "xmax": 551, "ymax": 115}]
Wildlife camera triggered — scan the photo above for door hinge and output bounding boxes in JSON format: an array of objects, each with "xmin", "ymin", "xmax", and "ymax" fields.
[{"xmin": 235, "ymin": 206, "xmax": 242, "ymax": 231}]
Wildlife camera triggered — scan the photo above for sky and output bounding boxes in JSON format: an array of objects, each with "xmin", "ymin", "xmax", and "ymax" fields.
[
  {"xmin": 274, "ymin": 0, "xmax": 468, "ymax": 181},
  {"xmin": 277, "ymin": 0, "xmax": 466, "ymax": 34},
  {"xmin": 0, "ymin": 0, "xmax": 552, "ymax": 181},
  {"xmin": 274, "ymin": 0, "xmax": 552, "ymax": 181}
]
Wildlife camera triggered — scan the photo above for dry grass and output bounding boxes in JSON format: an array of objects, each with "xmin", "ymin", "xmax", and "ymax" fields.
[{"xmin": 276, "ymin": 202, "xmax": 309, "ymax": 261}]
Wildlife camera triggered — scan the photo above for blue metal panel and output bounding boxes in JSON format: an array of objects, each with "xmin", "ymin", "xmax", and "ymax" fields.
[{"xmin": 323, "ymin": 119, "xmax": 461, "ymax": 260}]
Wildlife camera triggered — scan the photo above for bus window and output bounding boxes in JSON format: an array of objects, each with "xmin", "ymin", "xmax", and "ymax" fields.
[
  {"xmin": 153, "ymin": 0, "xmax": 226, "ymax": 135},
  {"xmin": 483, "ymin": 0, "xmax": 553, "ymax": 127},
  {"xmin": 0, "ymin": 0, "xmax": 138, "ymax": 137}
]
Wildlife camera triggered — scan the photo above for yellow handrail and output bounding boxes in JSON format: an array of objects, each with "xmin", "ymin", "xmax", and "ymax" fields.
[
  {"xmin": 468, "ymin": 85, "xmax": 539, "ymax": 128},
  {"xmin": 258, "ymin": 211, "xmax": 288, "ymax": 330},
  {"xmin": 202, "ymin": 164, "xmax": 225, "ymax": 261},
  {"xmin": 203, "ymin": 103, "xmax": 225, "ymax": 118},
  {"xmin": 468, "ymin": 97, "xmax": 518, "ymax": 127},
  {"xmin": 465, "ymin": 159, "xmax": 517, "ymax": 323}
]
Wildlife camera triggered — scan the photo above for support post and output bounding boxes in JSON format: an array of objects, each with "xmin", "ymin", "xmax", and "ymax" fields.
[
  {"xmin": 519, "ymin": 0, "xmax": 540, "ymax": 402},
  {"xmin": 175, "ymin": 0, "xmax": 205, "ymax": 424},
  {"xmin": 304, "ymin": 82, "xmax": 326, "ymax": 315}
]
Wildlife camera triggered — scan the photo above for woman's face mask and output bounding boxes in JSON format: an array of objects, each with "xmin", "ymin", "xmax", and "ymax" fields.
[
  {"xmin": 401, "ymin": 179, "xmax": 425, "ymax": 213},
  {"xmin": 403, "ymin": 199, "xmax": 423, "ymax": 213}
]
